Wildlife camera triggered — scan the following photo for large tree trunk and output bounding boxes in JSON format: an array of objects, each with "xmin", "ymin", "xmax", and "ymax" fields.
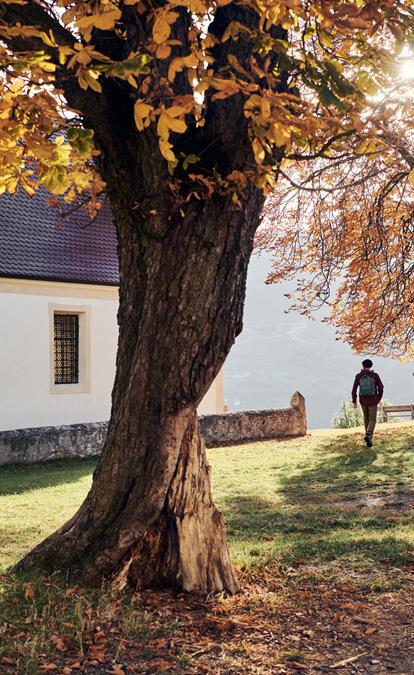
[
  {"xmin": 17, "ymin": 182, "xmax": 263, "ymax": 593},
  {"xmin": 13, "ymin": 0, "xmax": 273, "ymax": 593}
]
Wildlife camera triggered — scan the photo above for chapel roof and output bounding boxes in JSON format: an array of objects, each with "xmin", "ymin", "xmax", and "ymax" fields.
[{"xmin": 0, "ymin": 188, "xmax": 119, "ymax": 286}]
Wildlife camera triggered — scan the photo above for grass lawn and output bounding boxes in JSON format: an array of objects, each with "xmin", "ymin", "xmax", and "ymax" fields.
[{"xmin": 1, "ymin": 423, "xmax": 414, "ymax": 673}]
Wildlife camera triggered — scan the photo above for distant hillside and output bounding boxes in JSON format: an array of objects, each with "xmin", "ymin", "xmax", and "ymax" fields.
[{"xmin": 224, "ymin": 255, "xmax": 414, "ymax": 429}]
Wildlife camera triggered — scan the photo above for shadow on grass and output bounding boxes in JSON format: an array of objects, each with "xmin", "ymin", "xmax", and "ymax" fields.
[
  {"xmin": 279, "ymin": 430, "xmax": 414, "ymax": 503},
  {"xmin": 222, "ymin": 493, "xmax": 412, "ymax": 566},
  {"xmin": 221, "ymin": 429, "xmax": 414, "ymax": 567},
  {"xmin": 0, "ymin": 457, "xmax": 97, "ymax": 496}
]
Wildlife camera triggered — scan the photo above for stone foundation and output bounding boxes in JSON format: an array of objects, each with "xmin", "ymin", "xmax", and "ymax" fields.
[{"xmin": 0, "ymin": 393, "xmax": 306, "ymax": 465}]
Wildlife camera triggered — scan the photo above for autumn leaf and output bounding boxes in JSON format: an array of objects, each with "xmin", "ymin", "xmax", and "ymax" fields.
[
  {"xmin": 110, "ymin": 666, "xmax": 125, "ymax": 675},
  {"xmin": 153, "ymin": 10, "xmax": 179, "ymax": 45},
  {"xmin": 159, "ymin": 138, "xmax": 176, "ymax": 163},
  {"xmin": 24, "ymin": 583, "xmax": 35, "ymax": 601},
  {"xmin": 39, "ymin": 665, "xmax": 58, "ymax": 672},
  {"xmin": 134, "ymin": 100, "xmax": 154, "ymax": 131}
]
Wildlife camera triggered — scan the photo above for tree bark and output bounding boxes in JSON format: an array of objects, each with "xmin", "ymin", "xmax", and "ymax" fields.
[{"xmin": 17, "ymin": 181, "xmax": 263, "ymax": 593}]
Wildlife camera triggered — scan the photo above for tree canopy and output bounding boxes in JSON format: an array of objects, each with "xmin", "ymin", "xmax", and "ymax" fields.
[
  {"xmin": 259, "ymin": 67, "xmax": 414, "ymax": 359},
  {"xmin": 2, "ymin": 0, "xmax": 414, "ymax": 359}
]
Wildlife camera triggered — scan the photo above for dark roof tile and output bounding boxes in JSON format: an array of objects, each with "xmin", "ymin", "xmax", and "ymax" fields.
[{"xmin": 0, "ymin": 188, "xmax": 119, "ymax": 285}]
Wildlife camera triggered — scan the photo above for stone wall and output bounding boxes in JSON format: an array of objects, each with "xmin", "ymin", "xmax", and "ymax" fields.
[
  {"xmin": 0, "ymin": 422, "xmax": 108, "ymax": 465},
  {"xmin": 0, "ymin": 392, "xmax": 306, "ymax": 465},
  {"xmin": 200, "ymin": 391, "xmax": 306, "ymax": 447}
]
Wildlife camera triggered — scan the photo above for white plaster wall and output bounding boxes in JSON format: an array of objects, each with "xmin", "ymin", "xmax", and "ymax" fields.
[
  {"xmin": 0, "ymin": 279, "xmax": 119, "ymax": 431},
  {"xmin": 198, "ymin": 370, "xmax": 225, "ymax": 415},
  {"xmin": 0, "ymin": 279, "xmax": 224, "ymax": 431}
]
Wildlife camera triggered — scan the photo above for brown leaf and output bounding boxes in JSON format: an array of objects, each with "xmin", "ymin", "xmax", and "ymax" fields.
[
  {"xmin": 24, "ymin": 583, "xmax": 35, "ymax": 601},
  {"xmin": 110, "ymin": 666, "xmax": 125, "ymax": 675},
  {"xmin": 147, "ymin": 638, "xmax": 167, "ymax": 648},
  {"xmin": 50, "ymin": 634, "xmax": 67, "ymax": 652},
  {"xmin": 0, "ymin": 657, "xmax": 15, "ymax": 665},
  {"xmin": 149, "ymin": 661, "xmax": 174, "ymax": 672},
  {"xmin": 39, "ymin": 665, "xmax": 58, "ymax": 671},
  {"xmin": 365, "ymin": 626, "xmax": 377, "ymax": 635}
]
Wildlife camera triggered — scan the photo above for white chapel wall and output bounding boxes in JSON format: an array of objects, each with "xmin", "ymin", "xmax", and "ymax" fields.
[
  {"xmin": 0, "ymin": 278, "xmax": 224, "ymax": 431},
  {"xmin": 0, "ymin": 279, "xmax": 119, "ymax": 431}
]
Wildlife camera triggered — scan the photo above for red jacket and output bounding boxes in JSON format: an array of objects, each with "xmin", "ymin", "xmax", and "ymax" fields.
[{"xmin": 352, "ymin": 369, "xmax": 384, "ymax": 406}]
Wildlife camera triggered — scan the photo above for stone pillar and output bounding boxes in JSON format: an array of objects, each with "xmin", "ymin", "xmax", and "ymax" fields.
[{"xmin": 290, "ymin": 391, "xmax": 307, "ymax": 436}]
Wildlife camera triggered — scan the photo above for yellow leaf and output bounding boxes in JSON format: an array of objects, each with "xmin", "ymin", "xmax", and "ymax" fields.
[
  {"xmin": 168, "ymin": 53, "xmax": 198, "ymax": 82},
  {"xmin": 76, "ymin": 7, "xmax": 121, "ymax": 33},
  {"xmin": 134, "ymin": 100, "xmax": 153, "ymax": 131},
  {"xmin": 252, "ymin": 138, "xmax": 265, "ymax": 164},
  {"xmin": 76, "ymin": 15, "xmax": 98, "ymax": 30},
  {"xmin": 165, "ymin": 106, "xmax": 186, "ymax": 118},
  {"xmin": 271, "ymin": 122, "xmax": 290, "ymax": 147},
  {"xmin": 156, "ymin": 44, "xmax": 171, "ymax": 59},
  {"xmin": 211, "ymin": 77, "xmax": 240, "ymax": 93},
  {"xmin": 159, "ymin": 138, "xmax": 176, "ymax": 162},
  {"xmin": 40, "ymin": 30, "xmax": 57, "ymax": 48},
  {"xmin": 157, "ymin": 114, "xmax": 170, "ymax": 140},
  {"xmin": 407, "ymin": 169, "xmax": 414, "ymax": 185},
  {"xmin": 94, "ymin": 8, "xmax": 121, "ymax": 30},
  {"xmin": 167, "ymin": 117, "xmax": 187, "ymax": 133},
  {"xmin": 153, "ymin": 11, "xmax": 179, "ymax": 45},
  {"xmin": 21, "ymin": 178, "xmax": 36, "ymax": 197},
  {"xmin": 88, "ymin": 76, "xmax": 102, "ymax": 93}
]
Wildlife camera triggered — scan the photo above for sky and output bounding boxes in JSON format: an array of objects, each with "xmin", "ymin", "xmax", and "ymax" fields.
[{"xmin": 224, "ymin": 254, "xmax": 414, "ymax": 429}]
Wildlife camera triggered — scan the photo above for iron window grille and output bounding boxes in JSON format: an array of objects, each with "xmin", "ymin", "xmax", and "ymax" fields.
[{"xmin": 54, "ymin": 313, "xmax": 79, "ymax": 384}]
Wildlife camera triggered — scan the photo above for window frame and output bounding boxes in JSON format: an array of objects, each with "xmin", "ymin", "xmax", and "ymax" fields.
[{"xmin": 49, "ymin": 304, "xmax": 91, "ymax": 394}]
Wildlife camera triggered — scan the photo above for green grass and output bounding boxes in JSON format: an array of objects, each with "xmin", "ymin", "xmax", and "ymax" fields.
[
  {"xmin": 1, "ymin": 425, "xmax": 414, "ymax": 573},
  {"xmin": 1, "ymin": 423, "xmax": 414, "ymax": 672},
  {"xmin": 0, "ymin": 458, "xmax": 96, "ymax": 572},
  {"xmin": 209, "ymin": 423, "xmax": 414, "ymax": 570}
]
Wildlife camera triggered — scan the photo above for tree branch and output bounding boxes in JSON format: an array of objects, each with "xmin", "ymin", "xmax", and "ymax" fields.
[{"xmin": 0, "ymin": 0, "xmax": 77, "ymax": 53}]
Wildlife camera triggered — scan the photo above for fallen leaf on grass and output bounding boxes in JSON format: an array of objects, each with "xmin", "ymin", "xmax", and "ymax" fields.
[
  {"xmin": 147, "ymin": 638, "xmax": 167, "ymax": 648},
  {"xmin": 50, "ymin": 634, "xmax": 67, "ymax": 652},
  {"xmin": 24, "ymin": 583, "xmax": 35, "ymax": 601},
  {"xmin": 149, "ymin": 660, "xmax": 174, "ymax": 671},
  {"xmin": 0, "ymin": 657, "xmax": 15, "ymax": 666},
  {"xmin": 110, "ymin": 666, "xmax": 125, "ymax": 675},
  {"xmin": 13, "ymin": 631, "xmax": 26, "ymax": 639},
  {"xmin": 365, "ymin": 626, "xmax": 377, "ymax": 635},
  {"xmin": 39, "ymin": 665, "xmax": 58, "ymax": 671}
]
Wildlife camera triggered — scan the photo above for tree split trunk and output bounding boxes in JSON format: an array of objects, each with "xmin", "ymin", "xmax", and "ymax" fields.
[{"xmin": 17, "ymin": 184, "xmax": 263, "ymax": 593}]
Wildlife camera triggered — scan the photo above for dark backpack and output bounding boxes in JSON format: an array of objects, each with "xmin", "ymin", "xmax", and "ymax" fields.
[{"xmin": 359, "ymin": 374, "xmax": 376, "ymax": 396}]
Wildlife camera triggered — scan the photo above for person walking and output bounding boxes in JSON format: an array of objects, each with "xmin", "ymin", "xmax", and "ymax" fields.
[{"xmin": 352, "ymin": 359, "xmax": 384, "ymax": 447}]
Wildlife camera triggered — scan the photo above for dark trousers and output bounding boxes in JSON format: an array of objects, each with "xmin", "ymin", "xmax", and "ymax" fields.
[{"xmin": 361, "ymin": 404, "xmax": 377, "ymax": 437}]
